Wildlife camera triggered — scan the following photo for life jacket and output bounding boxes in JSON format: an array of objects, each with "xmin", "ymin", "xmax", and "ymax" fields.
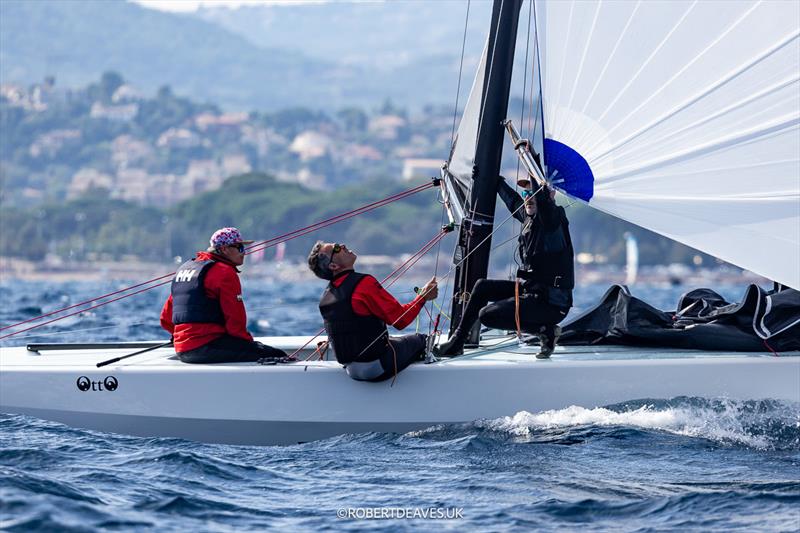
[
  {"xmin": 319, "ymin": 272, "xmax": 389, "ymax": 364},
  {"xmin": 171, "ymin": 258, "xmax": 225, "ymax": 325},
  {"xmin": 516, "ymin": 206, "xmax": 575, "ymax": 307}
]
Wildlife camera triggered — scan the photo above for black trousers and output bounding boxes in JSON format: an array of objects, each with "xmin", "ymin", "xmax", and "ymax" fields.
[
  {"xmin": 178, "ymin": 334, "xmax": 288, "ymax": 364},
  {"xmin": 372, "ymin": 334, "xmax": 427, "ymax": 382},
  {"xmin": 457, "ymin": 279, "xmax": 568, "ymax": 335},
  {"xmin": 345, "ymin": 333, "xmax": 427, "ymax": 382}
]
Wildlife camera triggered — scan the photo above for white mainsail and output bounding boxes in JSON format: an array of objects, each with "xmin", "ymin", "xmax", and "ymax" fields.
[{"xmin": 534, "ymin": 0, "xmax": 800, "ymax": 288}]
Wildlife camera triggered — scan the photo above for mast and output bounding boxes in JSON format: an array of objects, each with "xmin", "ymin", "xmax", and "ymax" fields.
[{"xmin": 449, "ymin": 0, "xmax": 523, "ymax": 341}]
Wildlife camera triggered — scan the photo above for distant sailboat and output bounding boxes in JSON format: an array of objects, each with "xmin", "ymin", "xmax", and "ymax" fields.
[{"xmin": 624, "ymin": 233, "xmax": 638, "ymax": 286}]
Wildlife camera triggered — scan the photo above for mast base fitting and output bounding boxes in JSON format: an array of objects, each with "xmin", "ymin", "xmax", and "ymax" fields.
[{"xmin": 431, "ymin": 177, "xmax": 442, "ymax": 186}]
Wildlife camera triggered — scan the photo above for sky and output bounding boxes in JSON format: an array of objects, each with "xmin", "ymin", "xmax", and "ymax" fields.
[{"xmin": 133, "ymin": 0, "xmax": 329, "ymax": 12}]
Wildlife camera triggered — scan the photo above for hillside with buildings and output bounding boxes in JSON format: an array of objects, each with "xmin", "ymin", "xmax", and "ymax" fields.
[{"xmin": 1, "ymin": 72, "xmax": 456, "ymax": 208}]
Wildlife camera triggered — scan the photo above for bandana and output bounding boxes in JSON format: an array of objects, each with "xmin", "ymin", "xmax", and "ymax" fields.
[{"xmin": 209, "ymin": 227, "xmax": 253, "ymax": 248}]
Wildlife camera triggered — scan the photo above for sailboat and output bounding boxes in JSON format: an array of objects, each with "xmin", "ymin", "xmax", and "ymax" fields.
[{"xmin": 2, "ymin": 0, "xmax": 798, "ymax": 446}]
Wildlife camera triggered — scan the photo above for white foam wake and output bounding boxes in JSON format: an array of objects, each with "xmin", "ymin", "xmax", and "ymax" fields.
[{"xmin": 482, "ymin": 401, "xmax": 798, "ymax": 450}]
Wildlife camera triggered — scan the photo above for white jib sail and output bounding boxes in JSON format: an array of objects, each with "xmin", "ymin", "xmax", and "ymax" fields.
[
  {"xmin": 448, "ymin": 37, "xmax": 490, "ymax": 208},
  {"xmin": 535, "ymin": 0, "xmax": 800, "ymax": 288}
]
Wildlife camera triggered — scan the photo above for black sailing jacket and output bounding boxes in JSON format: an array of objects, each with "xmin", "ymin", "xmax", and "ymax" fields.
[
  {"xmin": 171, "ymin": 258, "xmax": 226, "ymax": 325},
  {"xmin": 319, "ymin": 272, "xmax": 389, "ymax": 364},
  {"xmin": 498, "ymin": 178, "xmax": 575, "ymax": 308}
]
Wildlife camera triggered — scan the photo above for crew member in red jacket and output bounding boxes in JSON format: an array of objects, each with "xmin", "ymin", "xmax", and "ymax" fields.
[
  {"xmin": 161, "ymin": 227, "xmax": 287, "ymax": 364},
  {"xmin": 307, "ymin": 241, "xmax": 438, "ymax": 382}
]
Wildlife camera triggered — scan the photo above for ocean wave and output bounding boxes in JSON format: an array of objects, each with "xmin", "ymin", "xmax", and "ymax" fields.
[
  {"xmin": 0, "ymin": 447, "xmax": 62, "ymax": 466},
  {"xmin": 411, "ymin": 398, "xmax": 800, "ymax": 451},
  {"xmin": 134, "ymin": 492, "xmax": 282, "ymax": 520},
  {"xmin": 524, "ymin": 486, "xmax": 800, "ymax": 530},
  {"xmin": 0, "ymin": 466, "xmax": 105, "ymax": 505},
  {"xmin": 118, "ymin": 450, "xmax": 253, "ymax": 482}
]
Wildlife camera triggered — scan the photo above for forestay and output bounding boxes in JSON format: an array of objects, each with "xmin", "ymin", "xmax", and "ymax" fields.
[{"xmin": 534, "ymin": 0, "xmax": 800, "ymax": 288}]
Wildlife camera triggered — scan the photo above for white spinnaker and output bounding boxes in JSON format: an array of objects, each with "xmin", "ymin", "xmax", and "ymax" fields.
[{"xmin": 535, "ymin": 0, "xmax": 800, "ymax": 288}]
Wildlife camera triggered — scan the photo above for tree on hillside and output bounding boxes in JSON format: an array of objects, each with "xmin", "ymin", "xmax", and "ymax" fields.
[
  {"xmin": 260, "ymin": 107, "xmax": 331, "ymax": 138},
  {"xmin": 337, "ymin": 107, "xmax": 368, "ymax": 133},
  {"xmin": 87, "ymin": 71, "xmax": 125, "ymax": 104},
  {"xmin": 135, "ymin": 85, "xmax": 201, "ymax": 137}
]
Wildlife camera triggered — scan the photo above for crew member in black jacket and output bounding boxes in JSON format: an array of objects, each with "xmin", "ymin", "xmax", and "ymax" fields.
[{"xmin": 436, "ymin": 175, "xmax": 574, "ymax": 358}]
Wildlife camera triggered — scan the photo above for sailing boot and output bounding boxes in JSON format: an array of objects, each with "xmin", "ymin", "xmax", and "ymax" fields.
[
  {"xmin": 434, "ymin": 330, "xmax": 466, "ymax": 357},
  {"xmin": 536, "ymin": 324, "xmax": 561, "ymax": 359}
]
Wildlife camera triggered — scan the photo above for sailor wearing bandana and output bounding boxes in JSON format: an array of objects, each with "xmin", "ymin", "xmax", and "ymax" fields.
[{"xmin": 160, "ymin": 227, "xmax": 287, "ymax": 363}]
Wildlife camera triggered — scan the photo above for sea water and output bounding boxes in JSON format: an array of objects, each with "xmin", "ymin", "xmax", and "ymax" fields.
[{"xmin": 1, "ymin": 280, "xmax": 798, "ymax": 531}]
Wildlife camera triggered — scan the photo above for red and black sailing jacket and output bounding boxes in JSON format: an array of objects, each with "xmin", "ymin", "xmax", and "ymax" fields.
[
  {"xmin": 160, "ymin": 251, "xmax": 253, "ymax": 353},
  {"xmin": 320, "ymin": 272, "xmax": 389, "ymax": 364},
  {"xmin": 319, "ymin": 271, "xmax": 425, "ymax": 364}
]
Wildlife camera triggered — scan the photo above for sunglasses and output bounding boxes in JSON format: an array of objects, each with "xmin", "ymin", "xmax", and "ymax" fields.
[
  {"xmin": 229, "ymin": 243, "xmax": 245, "ymax": 253},
  {"xmin": 331, "ymin": 243, "xmax": 343, "ymax": 257},
  {"xmin": 521, "ymin": 189, "xmax": 535, "ymax": 199}
]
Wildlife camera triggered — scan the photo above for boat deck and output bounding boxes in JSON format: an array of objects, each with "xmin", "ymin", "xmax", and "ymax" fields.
[{"xmin": 1, "ymin": 333, "xmax": 794, "ymax": 369}]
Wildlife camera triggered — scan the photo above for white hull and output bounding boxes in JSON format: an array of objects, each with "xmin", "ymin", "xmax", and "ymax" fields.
[{"xmin": 2, "ymin": 335, "xmax": 798, "ymax": 445}]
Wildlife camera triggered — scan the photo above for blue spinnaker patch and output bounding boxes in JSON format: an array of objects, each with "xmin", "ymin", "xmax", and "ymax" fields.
[{"xmin": 544, "ymin": 139, "xmax": 594, "ymax": 202}]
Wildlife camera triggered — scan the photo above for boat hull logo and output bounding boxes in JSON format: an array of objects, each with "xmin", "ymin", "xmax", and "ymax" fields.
[
  {"xmin": 76, "ymin": 376, "xmax": 118, "ymax": 392},
  {"xmin": 76, "ymin": 376, "xmax": 91, "ymax": 391}
]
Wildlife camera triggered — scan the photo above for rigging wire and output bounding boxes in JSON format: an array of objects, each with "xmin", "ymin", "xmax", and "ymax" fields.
[
  {"xmin": 439, "ymin": 184, "xmax": 541, "ymax": 288},
  {"xmin": 531, "ymin": 0, "xmax": 545, "ymax": 160},
  {"xmin": 244, "ymin": 182, "xmax": 434, "ymax": 256},
  {"xmin": 433, "ymin": 0, "xmax": 472, "ymax": 340},
  {"xmin": 398, "ymin": 182, "xmax": 539, "ymax": 341},
  {"xmin": 0, "ymin": 274, "xmax": 174, "ymax": 333},
  {"xmin": 289, "ymin": 228, "xmax": 452, "ymax": 361},
  {"xmin": 509, "ymin": 0, "xmax": 534, "ymax": 279},
  {"xmin": 0, "ymin": 183, "xmax": 435, "ymax": 340},
  {"xmin": 2, "ymin": 323, "xmax": 153, "ymax": 341},
  {"xmin": 434, "ymin": 240, "xmax": 457, "ymax": 334},
  {"xmin": 449, "ymin": 0, "xmax": 472, "ymax": 148},
  {"xmin": 455, "ymin": 0, "xmax": 509, "ymax": 325},
  {"xmin": 428, "ymin": 195, "xmax": 448, "ymax": 341},
  {"xmin": 0, "ymin": 280, "xmax": 173, "ymax": 341}
]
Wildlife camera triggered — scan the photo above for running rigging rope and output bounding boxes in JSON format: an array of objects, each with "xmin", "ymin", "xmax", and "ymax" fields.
[
  {"xmin": 292, "ymin": 227, "xmax": 453, "ymax": 361},
  {"xmin": 0, "ymin": 274, "xmax": 174, "ymax": 333},
  {"xmin": 0, "ymin": 183, "xmax": 435, "ymax": 341},
  {"xmin": 244, "ymin": 182, "xmax": 434, "ymax": 256}
]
